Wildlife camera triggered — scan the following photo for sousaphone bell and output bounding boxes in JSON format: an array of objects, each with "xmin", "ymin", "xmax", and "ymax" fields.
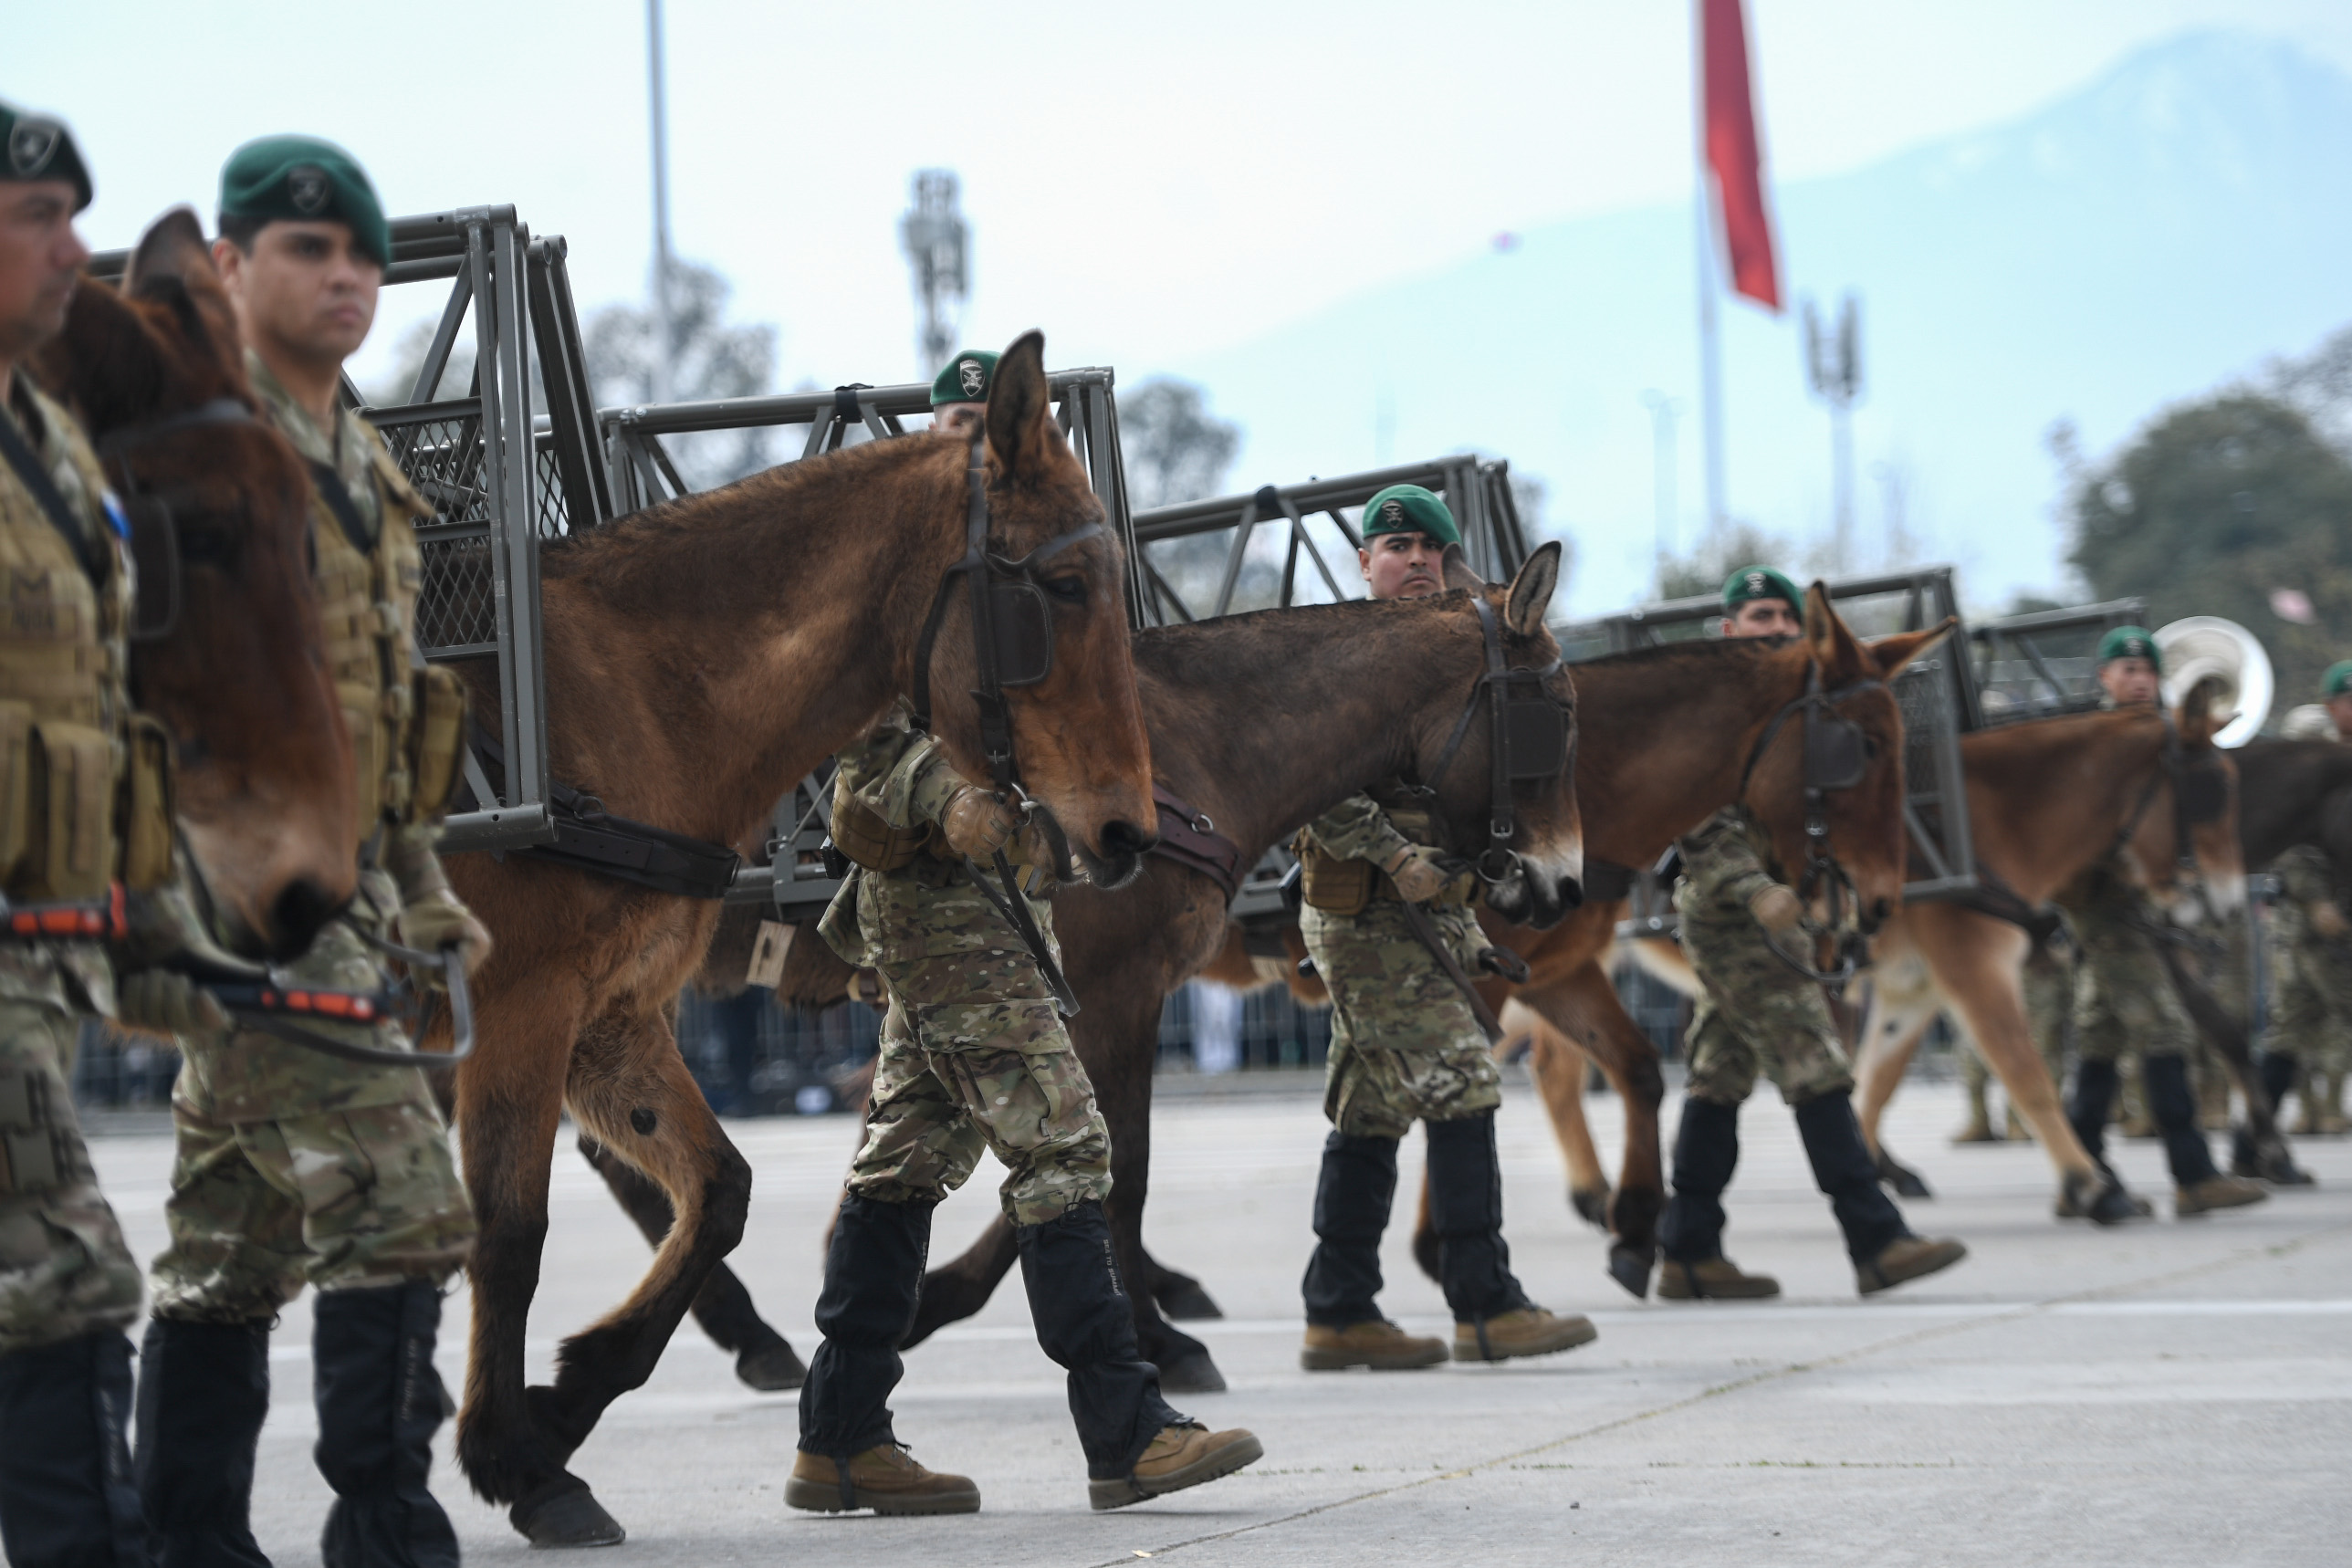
[{"xmin": 2154, "ymin": 616, "xmax": 2273, "ymax": 748}]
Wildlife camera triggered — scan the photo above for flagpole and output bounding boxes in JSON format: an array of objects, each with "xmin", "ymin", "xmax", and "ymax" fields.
[{"xmin": 1694, "ymin": 0, "xmax": 1727, "ymax": 544}]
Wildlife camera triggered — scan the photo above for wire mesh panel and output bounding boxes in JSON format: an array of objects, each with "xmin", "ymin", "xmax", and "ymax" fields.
[{"xmin": 1969, "ymin": 598, "xmax": 2148, "ymax": 725}]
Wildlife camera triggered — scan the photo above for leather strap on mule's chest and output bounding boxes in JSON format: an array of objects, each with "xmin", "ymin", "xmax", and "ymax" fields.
[{"xmin": 1147, "ymin": 783, "xmax": 1244, "ymax": 901}]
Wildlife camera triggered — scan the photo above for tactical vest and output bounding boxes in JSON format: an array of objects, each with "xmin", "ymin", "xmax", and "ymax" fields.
[
  {"xmin": 0, "ymin": 384, "xmax": 171, "ymax": 903},
  {"xmin": 307, "ymin": 435, "xmax": 465, "ymax": 843}
]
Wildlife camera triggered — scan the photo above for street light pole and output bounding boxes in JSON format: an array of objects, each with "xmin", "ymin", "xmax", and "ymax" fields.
[
  {"xmin": 646, "ymin": 0, "xmax": 674, "ymax": 405},
  {"xmin": 1641, "ymin": 390, "xmax": 1682, "ymax": 591}
]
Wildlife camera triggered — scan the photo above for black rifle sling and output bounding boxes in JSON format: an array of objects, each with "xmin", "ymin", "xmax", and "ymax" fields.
[
  {"xmin": 0, "ymin": 400, "xmax": 109, "ymax": 584},
  {"xmin": 1395, "ymin": 894, "xmax": 1504, "ymax": 1044},
  {"xmin": 304, "ymin": 457, "xmax": 377, "ymax": 554}
]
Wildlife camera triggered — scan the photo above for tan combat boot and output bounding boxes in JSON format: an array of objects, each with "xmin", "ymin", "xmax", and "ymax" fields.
[
  {"xmin": 785, "ymin": 1444, "xmax": 980, "ymax": 1515},
  {"xmin": 1301, "ymin": 1319, "xmax": 1448, "ymax": 1372},
  {"xmin": 1856, "ymin": 1236, "xmax": 1967, "ymax": 1295},
  {"xmin": 2322, "ymin": 1071, "xmax": 2349, "ymax": 1135},
  {"xmin": 2175, "ymin": 1175, "xmax": 2269, "ymax": 1217},
  {"xmin": 1657, "ymin": 1256, "xmax": 1781, "ymax": 1300},
  {"xmin": 1453, "ymin": 1307, "xmax": 1598, "ymax": 1363},
  {"xmin": 1089, "ymin": 1423, "xmax": 1264, "ymax": 1511}
]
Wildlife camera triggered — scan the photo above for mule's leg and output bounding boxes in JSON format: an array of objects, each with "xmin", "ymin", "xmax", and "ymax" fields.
[
  {"xmin": 1504, "ymin": 1000, "xmax": 1611, "ymax": 1227},
  {"xmin": 1853, "ymin": 1002, "xmax": 1934, "ymax": 1154},
  {"xmin": 453, "ymin": 988, "xmax": 597, "ymax": 1538},
  {"xmin": 576, "ymin": 1135, "xmax": 804, "ymax": 1391},
  {"xmin": 1145, "ymin": 1256, "xmax": 1225, "ymax": 1322},
  {"xmin": 1534, "ymin": 965, "xmax": 1667, "ymax": 1298},
  {"xmin": 533, "ymin": 1008, "xmax": 753, "ymax": 1479},
  {"xmin": 1910, "ymin": 905, "xmax": 2101, "ymax": 1186}
]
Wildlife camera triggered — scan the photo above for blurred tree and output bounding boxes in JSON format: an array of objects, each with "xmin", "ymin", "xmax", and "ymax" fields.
[
  {"xmin": 1123, "ymin": 378, "xmax": 1239, "ymax": 509},
  {"xmin": 1657, "ymin": 522, "xmax": 1796, "ymax": 601},
  {"xmin": 2271, "ymin": 323, "xmax": 2352, "ymax": 455},
  {"xmin": 2066, "ymin": 392, "xmax": 2352, "ymax": 707}
]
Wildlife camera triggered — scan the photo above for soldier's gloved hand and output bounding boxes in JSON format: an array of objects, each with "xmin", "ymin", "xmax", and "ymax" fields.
[
  {"xmin": 2314, "ymin": 900, "xmax": 2348, "ymax": 940},
  {"xmin": 1749, "ymin": 883, "xmax": 1805, "ymax": 934},
  {"xmin": 115, "ymin": 970, "xmax": 230, "ymax": 1036},
  {"xmin": 398, "ymin": 888, "xmax": 495, "ymax": 979},
  {"xmin": 941, "ymin": 784, "xmax": 1020, "ymax": 859},
  {"xmin": 1385, "ymin": 845, "xmax": 1452, "ymax": 904}
]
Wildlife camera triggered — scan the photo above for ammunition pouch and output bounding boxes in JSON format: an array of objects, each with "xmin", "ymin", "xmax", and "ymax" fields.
[
  {"xmin": 408, "ymin": 664, "xmax": 467, "ymax": 821},
  {"xmin": 0, "ymin": 1063, "xmax": 60, "ymax": 1196},
  {"xmin": 831, "ymin": 793, "xmax": 940, "ymax": 873},
  {"xmin": 118, "ymin": 713, "xmax": 174, "ymax": 891},
  {"xmin": 1295, "ymin": 832, "xmax": 1383, "ymax": 917},
  {"xmin": 26, "ymin": 719, "xmax": 114, "ymax": 902}
]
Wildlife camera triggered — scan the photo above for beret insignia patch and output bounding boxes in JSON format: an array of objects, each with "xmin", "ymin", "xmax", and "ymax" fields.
[
  {"xmin": 287, "ymin": 165, "xmax": 330, "ymax": 214},
  {"xmin": 957, "ymin": 359, "xmax": 986, "ymax": 397},
  {"xmin": 1381, "ymin": 499, "xmax": 1406, "ymax": 526},
  {"xmin": 7, "ymin": 117, "xmax": 61, "ymax": 178}
]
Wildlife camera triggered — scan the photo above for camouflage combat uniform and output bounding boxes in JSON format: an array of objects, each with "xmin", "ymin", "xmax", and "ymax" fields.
[
  {"xmin": 1297, "ymin": 791, "xmax": 1498, "ymax": 1138},
  {"xmin": 1676, "ymin": 808, "xmax": 1855, "ymax": 1108},
  {"xmin": 2061, "ymin": 859, "xmax": 2195, "ymax": 1068},
  {"xmin": 817, "ymin": 705, "xmax": 1110, "ymax": 1225},
  {"xmin": 0, "ymin": 380, "xmax": 145, "ymax": 1355},
  {"xmin": 2263, "ymin": 845, "xmax": 2352, "ymax": 1125},
  {"xmin": 148, "ymin": 356, "xmax": 474, "ymax": 1322}
]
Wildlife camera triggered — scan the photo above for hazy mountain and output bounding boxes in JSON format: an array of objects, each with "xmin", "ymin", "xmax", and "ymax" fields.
[{"xmin": 1162, "ymin": 30, "xmax": 2352, "ymax": 616}]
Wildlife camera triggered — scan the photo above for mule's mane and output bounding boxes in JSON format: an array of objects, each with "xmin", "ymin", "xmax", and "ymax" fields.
[{"xmin": 540, "ymin": 432, "xmax": 951, "ymax": 581}]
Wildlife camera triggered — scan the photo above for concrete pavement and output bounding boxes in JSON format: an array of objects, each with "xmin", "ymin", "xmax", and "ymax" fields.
[{"xmin": 87, "ymin": 1077, "xmax": 2351, "ymax": 1565}]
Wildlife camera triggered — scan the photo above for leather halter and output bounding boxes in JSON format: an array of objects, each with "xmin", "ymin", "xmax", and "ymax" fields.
[
  {"xmin": 94, "ymin": 396, "xmax": 267, "ymax": 644},
  {"xmin": 1735, "ymin": 662, "xmax": 1887, "ymax": 988},
  {"xmin": 1410, "ymin": 596, "xmax": 1573, "ymax": 885}
]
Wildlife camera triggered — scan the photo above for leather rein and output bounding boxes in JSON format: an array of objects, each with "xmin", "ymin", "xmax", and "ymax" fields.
[{"xmin": 1735, "ymin": 661, "xmax": 1887, "ymax": 988}]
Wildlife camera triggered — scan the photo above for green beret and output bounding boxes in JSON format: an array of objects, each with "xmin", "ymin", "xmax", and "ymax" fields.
[
  {"xmin": 930, "ymin": 350, "xmax": 998, "ymax": 407},
  {"xmin": 217, "ymin": 134, "xmax": 389, "ymax": 267},
  {"xmin": 1361, "ymin": 485, "xmax": 1460, "ymax": 548},
  {"xmin": 2097, "ymin": 625, "xmax": 2161, "ymax": 672},
  {"xmin": 2325, "ymin": 661, "xmax": 2352, "ymax": 700},
  {"xmin": 1720, "ymin": 564, "xmax": 1801, "ymax": 612},
  {"xmin": 0, "ymin": 101, "xmax": 92, "ymax": 213}
]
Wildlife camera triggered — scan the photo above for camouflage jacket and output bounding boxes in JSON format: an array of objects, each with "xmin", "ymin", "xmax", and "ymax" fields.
[
  {"xmin": 2272, "ymin": 843, "xmax": 2343, "ymax": 954},
  {"xmin": 1673, "ymin": 807, "xmax": 1784, "ymax": 928},
  {"xmin": 1302, "ymin": 791, "xmax": 1420, "ymax": 870},
  {"xmin": 2055, "ymin": 854, "xmax": 2155, "ymax": 957}
]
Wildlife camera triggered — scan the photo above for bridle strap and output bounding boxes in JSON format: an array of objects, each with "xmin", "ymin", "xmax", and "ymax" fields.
[
  {"xmin": 1736, "ymin": 664, "xmax": 1886, "ymax": 802},
  {"xmin": 1409, "ymin": 595, "xmax": 1571, "ymax": 885},
  {"xmin": 94, "ymin": 397, "xmax": 256, "ymax": 461}
]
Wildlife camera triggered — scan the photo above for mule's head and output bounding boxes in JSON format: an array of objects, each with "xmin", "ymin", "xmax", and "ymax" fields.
[
  {"xmin": 918, "ymin": 330, "xmax": 1155, "ymax": 886},
  {"xmin": 37, "ymin": 208, "xmax": 356, "ymax": 958},
  {"xmin": 1741, "ymin": 584, "xmax": 1953, "ymax": 931},
  {"xmin": 1416, "ymin": 540, "xmax": 1581, "ymax": 928},
  {"xmin": 2119, "ymin": 675, "xmax": 2244, "ymax": 922}
]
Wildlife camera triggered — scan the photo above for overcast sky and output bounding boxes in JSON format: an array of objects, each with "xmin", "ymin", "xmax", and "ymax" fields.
[{"xmin": 18, "ymin": 1, "xmax": 2352, "ymax": 394}]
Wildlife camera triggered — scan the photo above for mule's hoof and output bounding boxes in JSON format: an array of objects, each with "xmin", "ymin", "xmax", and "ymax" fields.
[
  {"xmin": 1875, "ymin": 1148, "xmax": 1933, "ymax": 1200},
  {"xmin": 735, "ymin": 1338, "xmax": 808, "ymax": 1393},
  {"xmin": 1569, "ymin": 1185, "xmax": 1614, "ymax": 1230},
  {"xmin": 1157, "ymin": 1349, "xmax": 1228, "ymax": 1396},
  {"xmin": 1155, "ymin": 1278, "xmax": 1226, "ymax": 1322},
  {"xmin": 1605, "ymin": 1245, "xmax": 1653, "ymax": 1300},
  {"xmin": 510, "ymin": 1478, "xmax": 626, "ymax": 1548}
]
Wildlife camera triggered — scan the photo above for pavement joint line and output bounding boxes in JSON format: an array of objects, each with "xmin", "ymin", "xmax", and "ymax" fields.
[{"xmin": 1082, "ymin": 1215, "xmax": 2352, "ymax": 1568}]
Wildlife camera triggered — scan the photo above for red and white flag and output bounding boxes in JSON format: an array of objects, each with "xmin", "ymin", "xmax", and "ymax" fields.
[{"xmin": 1702, "ymin": 0, "xmax": 1781, "ymax": 310}]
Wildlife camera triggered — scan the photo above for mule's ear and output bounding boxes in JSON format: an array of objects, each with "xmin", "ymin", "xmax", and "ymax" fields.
[
  {"xmin": 1504, "ymin": 540, "xmax": 1563, "ymax": 637},
  {"xmin": 1440, "ymin": 542, "xmax": 1485, "ymax": 595},
  {"xmin": 984, "ymin": 330, "xmax": 1054, "ymax": 483},
  {"xmin": 1866, "ymin": 617, "xmax": 1958, "ymax": 681},
  {"xmin": 2178, "ymin": 674, "xmax": 2234, "ymax": 747},
  {"xmin": 124, "ymin": 207, "xmax": 215, "ymax": 298},
  {"xmin": 1802, "ymin": 580, "xmax": 1868, "ymax": 678}
]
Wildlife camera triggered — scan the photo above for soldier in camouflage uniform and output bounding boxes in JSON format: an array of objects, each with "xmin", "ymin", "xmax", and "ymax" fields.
[
  {"xmin": 789, "ymin": 350, "xmax": 1260, "ymax": 1519},
  {"xmin": 1656, "ymin": 567, "xmax": 1966, "ymax": 1301},
  {"xmin": 1296, "ymin": 484, "xmax": 1594, "ymax": 1372},
  {"xmin": 0, "ymin": 105, "xmax": 207, "ymax": 1568},
  {"xmin": 129, "ymin": 139, "xmax": 492, "ymax": 1568},
  {"xmin": 2256, "ymin": 670, "xmax": 2352, "ymax": 1134},
  {"xmin": 2058, "ymin": 626, "xmax": 2267, "ymax": 1220}
]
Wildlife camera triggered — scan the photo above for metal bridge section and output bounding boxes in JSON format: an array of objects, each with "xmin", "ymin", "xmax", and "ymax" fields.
[
  {"xmin": 1129, "ymin": 456, "xmax": 1528, "ymax": 627},
  {"xmin": 1562, "ymin": 567, "xmax": 1981, "ymax": 903},
  {"xmin": 1969, "ymin": 597, "xmax": 2148, "ymax": 724}
]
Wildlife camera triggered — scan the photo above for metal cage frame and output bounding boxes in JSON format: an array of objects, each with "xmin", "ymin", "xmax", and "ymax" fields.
[{"xmin": 1968, "ymin": 597, "xmax": 2148, "ymax": 726}]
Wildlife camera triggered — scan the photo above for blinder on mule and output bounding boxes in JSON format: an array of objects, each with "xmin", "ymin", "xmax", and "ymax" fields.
[
  {"xmin": 1413, "ymin": 596, "xmax": 1574, "ymax": 886},
  {"xmin": 1737, "ymin": 663, "xmax": 1887, "ymax": 988}
]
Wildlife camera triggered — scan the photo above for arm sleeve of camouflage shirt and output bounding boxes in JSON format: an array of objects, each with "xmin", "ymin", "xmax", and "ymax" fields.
[
  {"xmin": 2276, "ymin": 846, "xmax": 2336, "ymax": 911},
  {"xmin": 1677, "ymin": 810, "xmax": 1783, "ymax": 916},
  {"xmin": 1302, "ymin": 791, "xmax": 1415, "ymax": 870},
  {"xmin": 831, "ymin": 705, "xmax": 972, "ymax": 832}
]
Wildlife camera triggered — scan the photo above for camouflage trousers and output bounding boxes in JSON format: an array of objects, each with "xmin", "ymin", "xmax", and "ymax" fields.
[
  {"xmin": 1680, "ymin": 914, "xmax": 1855, "ymax": 1108},
  {"xmin": 2074, "ymin": 928, "xmax": 2196, "ymax": 1065},
  {"xmin": 840, "ymin": 864, "xmax": 1111, "ymax": 1227},
  {"xmin": 1300, "ymin": 899, "xmax": 1500, "ymax": 1140},
  {"xmin": 149, "ymin": 883, "xmax": 474, "ymax": 1322},
  {"xmin": 2268, "ymin": 939, "xmax": 2352, "ymax": 1075},
  {"xmin": 0, "ymin": 998, "xmax": 143, "ymax": 1354}
]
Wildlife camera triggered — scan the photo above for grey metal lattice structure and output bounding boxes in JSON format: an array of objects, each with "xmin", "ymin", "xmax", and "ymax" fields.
[
  {"xmin": 1969, "ymin": 597, "xmax": 2148, "ymax": 726},
  {"xmin": 594, "ymin": 371, "xmax": 1141, "ymax": 918},
  {"xmin": 1130, "ymin": 455, "xmax": 1528, "ymax": 627},
  {"xmin": 1563, "ymin": 567, "xmax": 1981, "ymax": 904}
]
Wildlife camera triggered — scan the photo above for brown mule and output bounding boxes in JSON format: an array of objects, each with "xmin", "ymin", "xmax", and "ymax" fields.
[
  {"xmin": 587, "ymin": 545, "xmax": 1582, "ymax": 1396},
  {"xmin": 434, "ymin": 333, "xmax": 1159, "ymax": 1546},
  {"xmin": 37, "ymin": 208, "xmax": 358, "ymax": 950}
]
